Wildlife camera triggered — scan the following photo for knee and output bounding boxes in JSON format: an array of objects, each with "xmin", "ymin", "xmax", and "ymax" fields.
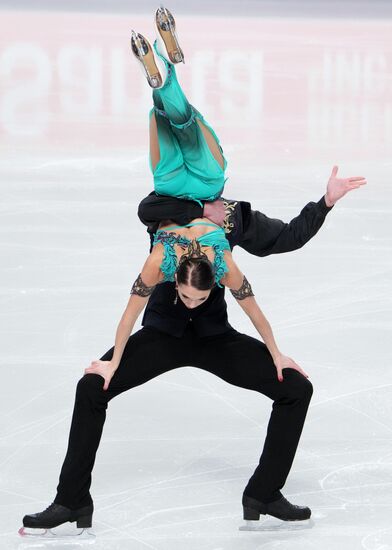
[
  {"xmin": 283, "ymin": 370, "xmax": 313, "ymax": 403},
  {"xmin": 76, "ymin": 374, "xmax": 104, "ymax": 402},
  {"xmin": 137, "ymin": 195, "xmax": 154, "ymax": 225},
  {"xmin": 302, "ymin": 377, "xmax": 313, "ymax": 402}
]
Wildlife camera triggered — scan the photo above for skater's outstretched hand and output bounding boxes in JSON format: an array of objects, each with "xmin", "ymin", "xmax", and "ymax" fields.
[
  {"xmin": 84, "ymin": 360, "xmax": 117, "ymax": 390},
  {"xmin": 325, "ymin": 165, "xmax": 367, "ymax": 207},
  {"xmin": 273, "ymin": 353, "xmax": 309, "ymax": 383}
]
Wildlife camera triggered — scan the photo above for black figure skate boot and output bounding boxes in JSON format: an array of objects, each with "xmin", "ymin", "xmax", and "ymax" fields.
[
  {"xmin": 155, "ymin": 6, "xmax": 185, "ymax": 64},
  {"xmin": 242, "ymin": 494, "xmax": 311, "ymax": 522},
  {"xmin": 19, "ymin": 502, "xmax": 94, "ymax": 538}
]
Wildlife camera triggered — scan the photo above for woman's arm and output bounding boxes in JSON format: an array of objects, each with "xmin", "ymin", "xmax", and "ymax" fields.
[
  {"xmin": 221, "ymin": 254, "xmax": 308, "ymax": 382},
  {"xmin": 84, "ymin": 247, "xmax": 163, "ymax": 389}
]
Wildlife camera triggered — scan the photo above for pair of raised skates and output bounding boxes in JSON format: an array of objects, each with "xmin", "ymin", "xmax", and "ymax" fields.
[{"xmin": 131, "ymin": 5, "xmax": 185, "ymax": 89}]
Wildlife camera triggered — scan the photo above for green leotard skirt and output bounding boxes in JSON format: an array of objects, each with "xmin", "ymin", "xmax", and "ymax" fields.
[{"xmin": 150, "ymin": 41, "xmax": 228, "ymax": 204}]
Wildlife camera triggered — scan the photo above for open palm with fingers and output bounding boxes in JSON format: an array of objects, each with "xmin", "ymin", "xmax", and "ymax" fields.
[{"xmin": 325, "ymin": 165, "xmax": 367, "ymax": 207}]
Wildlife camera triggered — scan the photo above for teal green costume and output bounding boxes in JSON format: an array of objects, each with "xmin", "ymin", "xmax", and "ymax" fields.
[
  {"xmin": 150, "ymin": 43, "xmax": 230, "ymax": 286},
  {"xmin": 150, "ymin": 41, "xmax": 228, "ymax": 204},
  {"xmin": 152, "ymin": 222, "xmax": 231, "ymax": 286}
]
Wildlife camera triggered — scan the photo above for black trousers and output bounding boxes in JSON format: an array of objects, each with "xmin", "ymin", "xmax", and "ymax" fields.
[{"xmin": 54, "ymin": 326, "xmax": 313, "ymax": 509}]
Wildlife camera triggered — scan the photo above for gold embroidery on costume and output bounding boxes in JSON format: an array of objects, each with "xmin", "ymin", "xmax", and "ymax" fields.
[
  {"xmin": 131, "ymin": 274, "xmax": 156, "ymax": 297},
  {"xmin": 230, "ymin": 275, "xmax": 255, "ymax": 300},
  {"xmin": 222, "ymin": 200, "xmax": 238, "ymax": 234},
  {"xmin": 179, "ymin": 239, "xmax": 208, "ymax": 264}
]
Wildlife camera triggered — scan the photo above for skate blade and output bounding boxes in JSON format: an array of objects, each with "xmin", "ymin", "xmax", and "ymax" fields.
[
  {"xmin": 239, "ymin": 517, "xmax": 314, "ymax": 531},
  {"xmin": 18, "ymin": 525, "xmax": 96, "ymax": 542}
]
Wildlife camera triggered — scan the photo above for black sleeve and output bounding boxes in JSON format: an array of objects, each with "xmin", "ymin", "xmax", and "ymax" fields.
[
  {"xmin": 238, "ymin": 195, "xmax": 334, "ymax": 257},
  {"xmin": 138, "ymin": 192, "xmax": 204, "ymax": 230},
  {"xmin": 137, "ymin": 191, "xmax": 334, "ymax": 257}
]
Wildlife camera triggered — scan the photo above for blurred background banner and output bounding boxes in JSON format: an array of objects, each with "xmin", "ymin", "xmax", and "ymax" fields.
[{"xmin": 1, "ymin": 5, "xmax": 391, "ymax": 161}]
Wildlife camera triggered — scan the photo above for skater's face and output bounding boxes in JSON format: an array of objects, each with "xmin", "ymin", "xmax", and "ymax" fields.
[{"xmin": 176, "ymin": 283, "xmax": 211, "ymax": 309}]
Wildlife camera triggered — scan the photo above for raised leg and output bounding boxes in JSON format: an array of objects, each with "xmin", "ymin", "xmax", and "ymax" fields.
[
  {"xmin": 196, "ymin": 118, "xmax": 225, "ymax": 170},
  {"xmin": 149, "ymin": 112, "xmax": 160, "ymax": 172},
  {"xmin": 152, "ymin": 41, "xmax": 227, "ymax": 182},
  {"xmin": 150, "ymin": 110, "xmax": 225, "ymax": 175}
]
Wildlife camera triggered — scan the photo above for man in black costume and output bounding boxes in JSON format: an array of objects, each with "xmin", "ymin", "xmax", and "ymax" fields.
[{"xmin": 21, "ymin": 168, "xmax": 366, "ymax": 531}]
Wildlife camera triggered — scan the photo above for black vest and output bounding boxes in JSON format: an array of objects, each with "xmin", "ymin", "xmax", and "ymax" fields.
[{"xmin": 141, "ymin": 282, "xmax": 233, "ymax": 337}]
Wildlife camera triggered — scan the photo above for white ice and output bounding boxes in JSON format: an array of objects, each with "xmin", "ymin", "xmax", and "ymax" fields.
[{"xmin": 1, "ymin": 2, "xmax": 391, "ymax": 549}]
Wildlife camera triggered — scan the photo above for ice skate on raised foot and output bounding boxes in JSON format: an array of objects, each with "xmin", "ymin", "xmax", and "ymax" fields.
[
  {"xmin": 155, "ymin": 6, "xmax": 185, "ymax": 64},
  {"xmin": 131, "ymin": 30, "xmax": 168, "ymax": 89},
  {"xmin": 19, "ymin": 502, "xmax": 95, "ymax": 540},
  {"xmin": 240, "ymin": 494, "xmax": 312, "ymax": 531}
]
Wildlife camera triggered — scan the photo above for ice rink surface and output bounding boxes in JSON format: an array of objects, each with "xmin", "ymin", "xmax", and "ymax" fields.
[{"xmin": 1, "ymin": 1, "xmax": 391, "ymax": 548}]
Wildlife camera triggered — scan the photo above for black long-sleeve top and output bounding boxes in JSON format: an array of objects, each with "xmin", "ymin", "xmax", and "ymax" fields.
[{"xmin": 137, "ymin": 192, "xmax": 334, "ymax": 255}]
